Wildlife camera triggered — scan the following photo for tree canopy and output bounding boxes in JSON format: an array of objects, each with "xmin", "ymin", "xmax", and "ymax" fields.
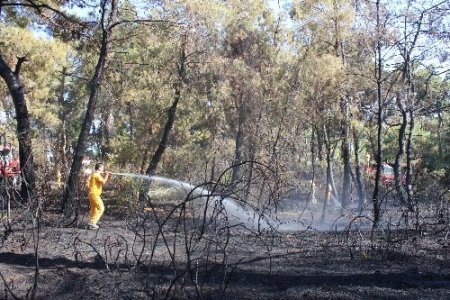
[{"xmin": 0, "ymin": 0, "xmax": 449, "ymax": 217}]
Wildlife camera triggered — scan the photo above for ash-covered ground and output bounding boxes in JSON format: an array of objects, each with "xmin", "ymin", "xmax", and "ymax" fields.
[{"xmin": 1, "ymin": 186, "xmax": 450, "ymax": 299}]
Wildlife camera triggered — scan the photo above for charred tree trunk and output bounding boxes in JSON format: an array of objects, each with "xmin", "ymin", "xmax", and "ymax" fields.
[
  {"xmin": 256, "ymin": 91, "xmax": 289, "ymax": 202},
  {"xmin": 332, "ymin": 0, "xmax": 352, "ymax": 209},
  {"xmin": 139, "ymin": 124, "xmax": 154, "ymax": 174},
  {"xmin": 255, "ymin": 93, "xmax": 288, "ymax": 202},
  {"xmin": 244, "ymin": 139, "xmax": 255, "ymax": 200},
  {"xmin": 0, "ymin": 56, "xmax": 36, "ymax": 204},
  {"xmin": 139, "ymin": 36, "xmax": 186, "ymax": 209},
  {"xmin": 244, "ymin": 104, "xmax": 263, "ymax": 201},
  {"xmin": 438, "ymin": 109, "xmax": 443, "ymax": 158},
  {"xmin": 145, "ymin": 88, "xmax": 181, "ymax": 176},
  {"xmin": 209, "ymin": 156, "xmax": 216, "ymax": 183},
  {"xmin": 138, "ymin": 83, "xmax": 181, "ymax": 209},
  {"xmin": 397, "ymin": 0, "xmax": 429, "ymax": 214},
  {"xmin": 206, "ymin": 79, "xmax": 218, "ymax": 183},
  {"xmin": 353, "ymin": 128, "xmax": 365, "ymax": 210},
  {"xmin": 317, "ymin": 126, "xmax": 324, "ymax": 162},
  {"xmin": 62, "ymin": 0, "xmax": 117, "ymax": 218},
  {"xmin": 372, "ymin": 94, "xmax": 383, "ymax": 226},
  {"xmin": 322, "ymin": 124, "xmax": 337, "ymax": 221},
  {"xmin": 394, "ymin": 93, "xmax": 408, "ymax": 206},
  {"xmin": 324, "ymin": 125, "xmax": 338, "ymax": 199},
  {"xmin": 341, "ymin": 97, "xmax": 351, "ymax": 208},
  {"xmin": 372, "ymin": 0, "xmax": 383, "ymax": 227},
  {"xmin": 231, "ymin": 94, "xmax": 245, "ymax": 185}
]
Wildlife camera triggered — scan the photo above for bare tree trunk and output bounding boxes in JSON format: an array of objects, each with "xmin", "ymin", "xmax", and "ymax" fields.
[
  {"xmin": 140, "ymin": 147, "xmax": 149, "ymax": 174},
  {"xmin": 139, "ymin": 36, "xmax": 186, "ymax": 209},
  {"xmin": 321, "ymin": 181, "xmax": 330, "ymax": 222},
  {"xmin": 231, "ymin": 95, "xmax": 245, "ymax": 185},
  {"xmin": 126, "ymin": 101, "xmax": 135, "ymax": 141},
  {"xmin": 100, "ymin": 106, "xmax": 112, "ymax": 161},
  {"xmin": 62, "ymin": 0, "xmax": 118, "ymax": 219},
  {"xmin": 0, "ymin": 56, "xmax": 36, "ymax": 203},
  {"xmin": 317, "ymin": 126, "xmax": 324, "ymax": 162},
  {"xmin": 138, "ymin": 84, "xmax": 181, "ymax": 209},
  {"xmin": 244, "ymin": 104, "xmax": 263, "ymax": 200},
  {"xmin": 310, "ymin": 126, "xmax": 317, "ymax": 205},
  {"xmin": 438, "ymin": 110, "xmax": 443, "ymax": 158},
  {"xmin": 55, "ymin": 68, "xmax": 68, "ymax": 183},
  {"xmin": 341, "ymin": 97, "xmax": 351, "ymax": 208},
  {"xmin": 322, "ymin": 125, "xmax": 337, "ymax": 221},
  {"xmin": 372, "ymin": 0, "xmax": 383, "ymax": 227},
  {"xmin": 394, "ymin": 93, "xmax": 408, "ymax": 206},
  {"xmin": 244, "ymin": 142, "xmax": 255, "ymax": 200},
  {"xmin": 396, "ymin": 0, "xmax": 432, "ymax": 214},
  {"xmin": 206, "ymin": 79, "xmax": 218, "ymax": 183},
  {"xmin": 58, "ymin": 120, "xmax": 68, "ymax": 179},
  {"xmin": 406, "ymin": 108, "xmax": 414, "ymax": 206},
  {"xmin": 209, "ymin": 156, "xmax": 216, "ymax": 183},
  {"xmin": 353, "ymin": 128, "xmax": 365, "ymax": 210},
  {"xmin": 145, "ymin": 89, "xmax": 181, "ymax": 176},
  {"xmin": 331, "ymin": 0, "xmax": 352, "ymax": 209},
  {"xmin": 255, "ymin": 93, "xmax": 288, "ymax": 202},
  {"xmin": 139, "ymin": 124, "xmax": 154, "ymax": 174}
]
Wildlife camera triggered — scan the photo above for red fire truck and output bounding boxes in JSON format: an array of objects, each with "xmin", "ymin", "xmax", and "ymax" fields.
[
  {"xmin": 0, "ymin": 136, "xmax": 20, "ymax": 189},
  {"xmin": 0, "ymin": 137, "xmax": 20, "ymax": 222},
  {"xmin": 364, "ymin": 162, "xmax": 405, "ymax": 185}
]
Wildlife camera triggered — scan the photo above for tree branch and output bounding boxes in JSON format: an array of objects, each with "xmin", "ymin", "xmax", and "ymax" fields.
[
  {"xmin": 14, "ymin": 56, "xmax": 27, "ymax": 76},
  {"xmin": 108, "ymin": 19, "xmax": 177, "ymax": 30},
  {"xmin": 3, "ymin": 0, "xmax": 87, "ymax": 28}
]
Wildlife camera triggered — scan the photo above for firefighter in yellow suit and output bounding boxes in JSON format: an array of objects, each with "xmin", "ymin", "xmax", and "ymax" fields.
[{"xmin": 88, "ymin": 163, "xmax": 110, "ymax": 229}]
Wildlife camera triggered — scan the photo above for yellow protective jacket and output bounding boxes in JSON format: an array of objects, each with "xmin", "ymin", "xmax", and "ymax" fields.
[{"xmin": 88, "ymin": 172, "xmax": 107, "ymax": 195}]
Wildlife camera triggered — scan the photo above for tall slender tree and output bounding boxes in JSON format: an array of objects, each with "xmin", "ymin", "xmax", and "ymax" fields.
[
  {"xmin": 0, "ymin": 56, "xmax": 36, "ymax": 203},
  {"xmin": 62, "ymin": 0, "xmax": 118, "ymax": 219}
]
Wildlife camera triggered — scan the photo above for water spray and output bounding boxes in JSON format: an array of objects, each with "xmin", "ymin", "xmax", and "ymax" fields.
[
  {"xmin": 100, "ymin": 172, "xmax": 149, "ymax": 179},
  {"xmin": 98, "ymin": 171, "xmax": 275, "ymax": 230},
  {"xmin": 106, "ymin": 172, "xmax": 139, "ymax": 177},
  {"xmin": 98, "ymin": 171, "xmax": 362, "ymax": 232}
]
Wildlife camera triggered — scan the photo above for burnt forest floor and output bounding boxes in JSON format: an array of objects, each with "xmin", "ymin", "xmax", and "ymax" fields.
[{"xmin": 1, "ymin": 196, "xmax": 450, "ymax": 300}]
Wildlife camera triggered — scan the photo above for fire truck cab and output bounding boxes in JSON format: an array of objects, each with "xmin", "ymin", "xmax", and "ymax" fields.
[
  {"xmin": 364, "ymin": 162, "xmax": 405, "ymax": 185},
  {"xmin": 0, "ymin": 138, "xmax": 20, "ymax": 189}
]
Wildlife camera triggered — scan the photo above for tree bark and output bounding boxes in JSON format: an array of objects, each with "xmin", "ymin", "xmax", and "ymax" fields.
[
  {"xmin": 0, "ymin": 56, "xmax": 36, "ymax": 203},
  {"xmin": 322, "ymin": 124, "xmax": 337, "ymax": 221},
  {"xmin": 138, "ymin": 79, "xmax": 182, "ymax": 210},
  {"xmin": 310, "ymin": 126, "xmax": 317, "ymax": 205},
  {"xmin": 393, "ymin": 93, "xmax": 408, "ymax": 206},
  {"xmin": 341, "ymin": 97, "xmax": 351, "ymax": 208},
  {"xmin": 353, "ymin": 127, "xmax": 365, "ymax": 210},
  {"xmin": 139, "ymin": 35, "xmax": 186, "ymax": 209},
  {"xmin": 56, "ymin": 68, "xmax": 68, "ymax": 182},
  {"xmin": 371, "ymin": 0, "xmax": 383, "ymax": 227},
  {"xmin": 438, "ymin": 109, "xmax": 443, "ymax": 158},
  {"xmin": 231, "ymin": 93, "xmax": 245, "ymax": 185},
  {"xmin": 100, "ymin": 106, "xmax": 112, "ymax": 161},
  {"xmin": 62, "ymin": 0, "xmax": 117, "ymax": 218},
  {"xmin": 145, "ymin": 87, "xmax": 181, "ymax": 176},
  {"xmin": 126, "ymin": 101, "xmax": 135, "ymax": 141},
  {"xmin": 406, "ymin": 108, "xmax": 414, "ymax": 206},
  {"xmin": 245, "ymin": 105, "xmax": 263, "ymax": 200}
]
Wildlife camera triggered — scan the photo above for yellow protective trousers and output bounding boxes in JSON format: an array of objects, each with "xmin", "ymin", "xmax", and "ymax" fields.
[{"xmin": 88, "ymin": 193, "xmax": 104, "ymax": 225}]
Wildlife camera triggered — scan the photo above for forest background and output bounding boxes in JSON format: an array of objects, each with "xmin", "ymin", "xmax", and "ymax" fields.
[{"xmin": 1, "ymin": 0, "xmax": 449, "ymax": 222}]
